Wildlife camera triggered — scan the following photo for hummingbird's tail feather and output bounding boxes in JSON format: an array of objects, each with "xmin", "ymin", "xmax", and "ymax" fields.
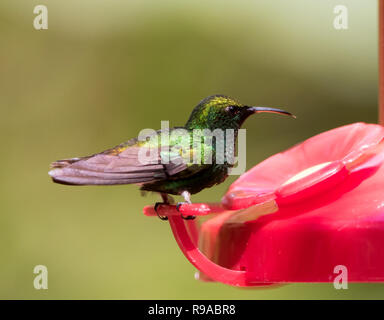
[
  {"xmin": 50, "ymin": 157, "xmax": 90, "ymax": 169},
  {"xmin": 49, "ymin": 135, "xmax": 190, "ymax": 186},
  {"xmin": 49, "ymin": 156, "xmax": 163, "ymax": 185},
  {"xmin": 48, "ymin": 147, "xmax": 186, "ymax": 186},
  {"xmin": 49, "ymin": 166, "xmax": 157, "ymax": 185}
]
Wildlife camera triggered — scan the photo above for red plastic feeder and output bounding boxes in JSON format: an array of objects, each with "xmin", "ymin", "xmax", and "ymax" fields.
[{"xmin": 144, "ymin": 123, "xmax": 384, "ymax": 286}]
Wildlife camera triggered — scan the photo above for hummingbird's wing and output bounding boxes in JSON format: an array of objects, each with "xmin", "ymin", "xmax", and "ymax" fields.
[{"xmin": 49, "ymin": 132, "xmax": 210, "ymax": 186}]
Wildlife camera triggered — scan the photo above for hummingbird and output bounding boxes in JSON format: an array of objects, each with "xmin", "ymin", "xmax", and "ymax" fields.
[{"xmin": 49, "ymin": 95, "xmax": 295, "ymax": 220}]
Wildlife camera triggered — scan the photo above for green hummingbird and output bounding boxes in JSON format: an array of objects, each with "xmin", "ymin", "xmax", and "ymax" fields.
[{"xmin": 49, "ymin": 95, "xmax": 295, "ymax": 220}]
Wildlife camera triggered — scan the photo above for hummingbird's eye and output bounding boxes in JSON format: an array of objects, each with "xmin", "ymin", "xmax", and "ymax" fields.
[{"xmin": 225, "ymin": 105, "xmax": 237, "ymax": 113}]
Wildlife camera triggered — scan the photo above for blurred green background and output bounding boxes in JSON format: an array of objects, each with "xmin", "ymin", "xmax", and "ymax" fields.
[{"xmin": 0, "ymin": 0, "xmax": 382, "ymax": 299}]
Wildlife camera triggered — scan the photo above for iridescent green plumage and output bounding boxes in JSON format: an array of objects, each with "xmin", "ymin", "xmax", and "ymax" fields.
[{"xmin": 49, "ymin": 95, "xmax": 294, "ymax": 206}]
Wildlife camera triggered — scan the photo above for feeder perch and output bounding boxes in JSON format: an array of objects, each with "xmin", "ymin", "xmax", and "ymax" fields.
[{"xmin": 144, "ymin": 123, "xmax": 384, "ymax": 286}]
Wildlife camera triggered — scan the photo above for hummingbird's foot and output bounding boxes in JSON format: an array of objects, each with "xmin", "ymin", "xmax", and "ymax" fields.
[
  {"xmin": 176, "ymin": 202, "xmax": 196, "ymax": 220},
  {"xmin": 177, "ymin": 191, "xmax": 195, "ymax": 220},
  {"xmin": 154, "ymin": 202, "xmax": 168, "ymax": 221},
  {"xmin": 182, "ymin": 214, "xmax": 196, "ymax": 220},
  {"xmin": 154, "ymin": 193, "xmax": 174, "ymax": 221}
]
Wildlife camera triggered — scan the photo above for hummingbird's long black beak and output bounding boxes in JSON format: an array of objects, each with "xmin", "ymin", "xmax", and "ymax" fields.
[{"xmin": 248, "ymin": 106, "xmax": 296, "ymax": 118}]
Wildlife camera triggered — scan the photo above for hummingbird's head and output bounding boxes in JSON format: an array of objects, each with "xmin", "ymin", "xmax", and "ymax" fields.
[{"xmin": 185, "ymin": 95, "xmax": 295, "ymax": 130}]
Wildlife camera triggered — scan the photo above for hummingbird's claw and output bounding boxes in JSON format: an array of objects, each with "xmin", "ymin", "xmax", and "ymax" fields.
[
  {"xmin": 181, "ymin": 214, "xmax": 196, "ymax": 220},
  {"xmin": 154, "ymin": 202, "xmax": 168, "ymax": 221},
  {"xmin": 176, "ymin": 202, "xmax": 196, "ymax": 220},
  {"xmin": 176, "ymin": 202, "xmax": 183, "ymax": 211}
]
